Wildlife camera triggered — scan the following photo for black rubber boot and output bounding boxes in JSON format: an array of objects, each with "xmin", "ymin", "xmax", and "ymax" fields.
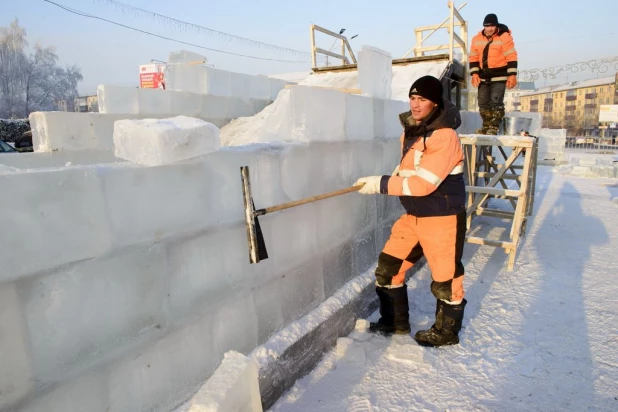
[
  {"xmin": 414, "ymin": 299, "xmax": 467, "ymax": 347},
  {"xmin": 369, "ymin": 285, "xmax": 411, "ymax": 336}
]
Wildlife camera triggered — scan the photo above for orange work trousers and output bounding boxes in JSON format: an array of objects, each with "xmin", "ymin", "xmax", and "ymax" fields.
[{"xmin": 375, "ymin": 211, "xmax": 466, "ymax": 302}]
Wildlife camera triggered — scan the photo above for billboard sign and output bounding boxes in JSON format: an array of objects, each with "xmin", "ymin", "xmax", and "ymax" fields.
[
  {"xmin": 139, "ymin": 63, "xmax": 165, "ymax": 89},
  {"xmin": 599, "ymin": 105, "xmax": 618, "ymax": 122}
]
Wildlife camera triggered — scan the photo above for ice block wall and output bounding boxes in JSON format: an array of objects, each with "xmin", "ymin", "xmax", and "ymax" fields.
[
  {"xmin": 1, "ymin": 48, "xmax": 484, "ymax": 410},
  {"xmin": 537, "ymin": 128, "xmax": 567, "ymax": 165},
  {"xmin": 0, "ymin": 136, "xmax": 404, "ymax": 412}
]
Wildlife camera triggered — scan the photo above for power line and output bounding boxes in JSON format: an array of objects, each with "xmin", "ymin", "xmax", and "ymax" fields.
[
  {"xmin": 43, "ymin": 0, "xmax": 314, "ymax": 63},
  {"xmin": 92, "ymin": 0, "xmax": 310, "ymax": 58}
]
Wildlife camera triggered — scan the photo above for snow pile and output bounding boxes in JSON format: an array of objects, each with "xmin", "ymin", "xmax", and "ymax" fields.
[
  {"xmin": 220, "ymin": 60, "xmax": 450, "ymax": 147},
  {"xmin": 113, "ymin": 115, "xmax": 220, "ymax": 166},
  {"xmin": 219, "ymin": 89, "xmax": 292, "ymax": 147},
  {"xmin": 188, "ymin": 351, "xmax": 262, "ymax": 412}
]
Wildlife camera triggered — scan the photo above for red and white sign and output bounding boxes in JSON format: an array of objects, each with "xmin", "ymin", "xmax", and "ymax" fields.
[{"xmin": 139, "ymin": 63, "xmax": 165, "ymax": 89}]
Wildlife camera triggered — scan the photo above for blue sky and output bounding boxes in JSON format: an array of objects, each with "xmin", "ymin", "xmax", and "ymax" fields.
[{"xmin": 4, "ymin": 0, "xmax": 618, "ymax": 94}]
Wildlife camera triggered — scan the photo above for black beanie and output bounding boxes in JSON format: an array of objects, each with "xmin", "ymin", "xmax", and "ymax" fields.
[
  {"xmin": 408, "ymin": 75, "xmax": 443, "ymax": 108},
  {"xmin": 483, "ymin": 13, "xmax": 499, "ymax": 26}
]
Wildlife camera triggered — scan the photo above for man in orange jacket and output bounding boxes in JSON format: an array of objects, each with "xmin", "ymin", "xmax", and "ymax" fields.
[
  {"xmin": 469, "ymin": 13, "xmax": 518, "ymax": 134},
  {"xmin": 354, "ymin": 76, "xmax": 467, "ymax": 347}
]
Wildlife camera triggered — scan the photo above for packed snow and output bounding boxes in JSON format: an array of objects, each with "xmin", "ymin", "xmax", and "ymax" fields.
[
  {"xmin": 267, "ymin": 163, "xmax": 618, "ymax": 412},
  {"xmin": 219, "ymin": 60, "xmax": 447, "ymax": 147}
]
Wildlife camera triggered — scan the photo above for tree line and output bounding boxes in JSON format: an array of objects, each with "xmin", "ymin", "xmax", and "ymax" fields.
[{"xmin": 0, "ymin": 19, "xmax": 82, "ymax": 119}]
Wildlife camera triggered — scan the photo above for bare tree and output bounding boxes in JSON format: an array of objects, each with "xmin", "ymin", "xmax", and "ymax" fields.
[
  {"xmin": 0, "ymin": 19, "xmax": 28, "ymax": 118},
  {"xmin": 0, "ymin": 19, "xmax": 82, "ymax": 119}
]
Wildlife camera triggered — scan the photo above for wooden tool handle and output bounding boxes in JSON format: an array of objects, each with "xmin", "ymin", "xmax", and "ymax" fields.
[{"xmin": 255, "ymin": 185, "xmax": 364, "ymax": 216}]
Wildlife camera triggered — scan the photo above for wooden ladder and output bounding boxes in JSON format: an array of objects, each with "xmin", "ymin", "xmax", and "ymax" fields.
[{"xmin": 461, "ymin": 134, "xmax": 538, "ymax": 271}]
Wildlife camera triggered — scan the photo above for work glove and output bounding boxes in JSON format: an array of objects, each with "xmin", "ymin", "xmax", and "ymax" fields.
[
  {"xmin": 354, "ymin": 176, "xmax": 383, "ymax": 195},
  {"xmin": 506, "ymin": 75, "xmax": 517, "ymax": 89},
  {"xmin": 471, "ymin": 74, "xmax": 481, "ymax": 88}
]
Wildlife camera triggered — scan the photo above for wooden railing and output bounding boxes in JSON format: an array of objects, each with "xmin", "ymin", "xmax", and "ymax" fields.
[
  {"xmin": 401, "ymin": 1, "xmax": 468, "ymax": 68},
  {"xmin": 310, "ymin": 24, "xmax": 357, "ymax": 68}
]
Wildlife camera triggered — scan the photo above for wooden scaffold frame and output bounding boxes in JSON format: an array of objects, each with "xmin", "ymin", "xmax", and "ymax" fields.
[{"xmin": 461, "ymin": 135, "xmax": 538, "ymax": 271}]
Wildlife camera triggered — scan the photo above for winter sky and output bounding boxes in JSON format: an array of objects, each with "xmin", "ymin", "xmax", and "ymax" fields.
[{"xmin": 3, "ymin": 0, "xmax": 618, "ymax": 94}]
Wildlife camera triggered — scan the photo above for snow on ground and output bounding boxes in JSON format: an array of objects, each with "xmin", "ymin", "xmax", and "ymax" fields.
[{"xmin": 268, "ymin": 164, "xmax": 618, "ymax": 412}]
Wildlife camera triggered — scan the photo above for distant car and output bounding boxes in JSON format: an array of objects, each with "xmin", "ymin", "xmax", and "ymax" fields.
[
  {"xmin": 0, "ymin": 140, "xmax": 17, "ymax": 153},
  {"xmin": 14, "ymin": 130, "xmax": 33, "ymax": 152}
]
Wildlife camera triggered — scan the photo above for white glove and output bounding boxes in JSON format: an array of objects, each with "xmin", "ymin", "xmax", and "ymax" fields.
[
  {"xmin": 354, "ymin": 176, "xmax": 383, "ymax": 195},
  {"xmin": 392, "ymin": 165, "xmax": 400, "ymax": 176}
]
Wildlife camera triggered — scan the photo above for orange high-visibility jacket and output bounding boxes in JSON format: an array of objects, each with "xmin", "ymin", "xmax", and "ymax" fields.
[
  {"xmin": 379, "ymin": 100, "xmax": 465, "ymax": 217},
  {"xmin": 469, "ymin": 24, "xmax": 518, "ymax": 81}
]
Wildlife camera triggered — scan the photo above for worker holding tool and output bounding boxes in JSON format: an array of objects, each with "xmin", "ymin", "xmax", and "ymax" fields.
[
  {"xmin": 354, "ymin": 75, "xmax": 467, "ymax": 347},
  {"xmin": 469, "ymin": 13, "xmax": 519, "ymax": 135}
]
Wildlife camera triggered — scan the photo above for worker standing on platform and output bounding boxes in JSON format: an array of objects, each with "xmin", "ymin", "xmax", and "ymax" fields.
[
  {"xmin": 354, "ymin": 75, "xmax": 468, "ymax": 347},
  {"xmin": 469, "ymin": 13, "xmax": 519, "ymax": 135}
]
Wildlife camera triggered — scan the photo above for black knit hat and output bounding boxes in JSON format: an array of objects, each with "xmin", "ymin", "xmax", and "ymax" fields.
[
  {"xmin": 408, "ymin": 75, "xmax": 443, "ymax": 108},
  {"xmin": 483, "ymin": 13, "xmax": 499, "ymax": 26}
]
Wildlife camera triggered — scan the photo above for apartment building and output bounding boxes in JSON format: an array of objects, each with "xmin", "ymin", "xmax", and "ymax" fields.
[
  {"xmin": 518, "ymin": 74, "xmax": 617, "ymax": 136},
  {"xmin": 74, "ymin": 95, "xmax": 99, "ymax": 113}
]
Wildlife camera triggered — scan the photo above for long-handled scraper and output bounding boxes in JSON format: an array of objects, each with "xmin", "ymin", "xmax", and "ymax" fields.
[{"xmin": 241, "ymin": 166, "xmax": 363, "ymax": 264}]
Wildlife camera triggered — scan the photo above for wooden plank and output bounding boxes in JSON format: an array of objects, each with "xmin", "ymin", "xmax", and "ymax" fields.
[
  {"xmin": 312, "ymin": 54, "xmax": 451, "ymax": 73},
  {"xmin": 460, "ymin": 135, "xmax": 535, "ymax": 148},
  {"xmin": 344, "ymin": 39, "xmax": 357, "ymax": 64},
  {"xmin": 476, "ymin": 208, "xmax": 516, "ymax": 219},
  {"xmin": 392, "ymin": 55, "xmax": 450, "ymax": 65},
  {"xmin": 474, "ymin": 172, "xmax": 522, "ymax": 181},
  {"xmin": 452, "ymin": 5, "xmax": 466, "ymax": 24},
  {"xmin": 509, "ymin": 144, "xmax": 533, "ymax": 241},
  {"xmin": 497, "ymin": 146, "xmax": 521, "ymax": 182},
  {"xmin": 466, "ymin": 187, "xmax": 522, "ymax": 197},
  {"xmin": 312, "ymin": 24, "xmax": 347, "ymax": 40},
  {"xmin": 465, "ymin": 236, "xmax": 515, "ymax": 249},
  {"xmin": 314, "ymin": 47, "xmax": 350, "ymax": 64},
  {"xmin": 482, "ymin": 151, "xmax": 518, "ymax": 209},
  {"xmin": 310, "ymin": 25, "xmax": 317, "ymax": 68}
]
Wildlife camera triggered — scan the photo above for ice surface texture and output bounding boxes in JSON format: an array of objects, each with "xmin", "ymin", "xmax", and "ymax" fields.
[{"xmin": 113, "ymin": 116, "xmax": 221, "ymax": 166}]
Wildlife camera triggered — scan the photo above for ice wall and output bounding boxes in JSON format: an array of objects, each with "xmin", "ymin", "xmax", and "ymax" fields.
[
  {"xmin": 357, "ymin": 46, "xmax": 392, "ymax": 99},
  {"xmin": 0, "ymin": 134, "xmax": 404, "ymax": 411},
  {"xmin": 164, "ymin": 65, "xmax": 290, "ymax": 100},
  {"xmin": 97, "ymin": 85, "xmax": 271, "ymax": 119},
  {"xmin": 220, "ymin": 87, "xmax": 410, "ymax": 146},
  {"xmin": 0, "ymin": 50, "xmax": 487, "ymax": 411},
  {"xmin": 537, "ymin": 127, "xmax": 567, "ymax": 165}
]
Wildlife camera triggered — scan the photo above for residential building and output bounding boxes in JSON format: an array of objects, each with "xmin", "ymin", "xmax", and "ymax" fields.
[
  {"xmin": 74, "ymin": 95, "xmax": 99, "ymax": 113},
  {"xmin": 518, "ymin": 74, "xmax": 617, "ymax": 136}
]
